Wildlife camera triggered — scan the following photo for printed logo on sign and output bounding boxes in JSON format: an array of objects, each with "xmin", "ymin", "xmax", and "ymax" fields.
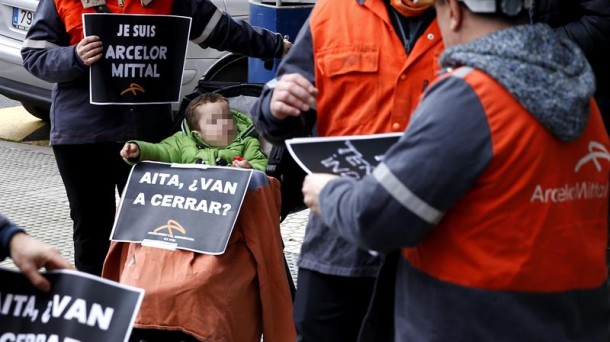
[
  {"xmin": 153, "ymin": 219, "xmax": 186, "ymax": 237},
  {"xmin": 121, "ymin": 83, "xmax": 145, "ymax": 96},
  {"xmin": 530, "ymin": 141, "xmax": 610, "ymax": 203},
  {"xmin": 148, "ymin": 219, "xmax": 195, "ymax": 242}
]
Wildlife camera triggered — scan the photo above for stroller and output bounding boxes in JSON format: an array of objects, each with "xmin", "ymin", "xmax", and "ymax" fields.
[{"xmin": 102, "ymin": 80, "xmax": 304, "ymax": 342}]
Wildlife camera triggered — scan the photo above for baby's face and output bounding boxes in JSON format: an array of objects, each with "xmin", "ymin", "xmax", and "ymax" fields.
[{"xmin": 194, "ymin": 101, "xmax": 235, "ymax": 147}]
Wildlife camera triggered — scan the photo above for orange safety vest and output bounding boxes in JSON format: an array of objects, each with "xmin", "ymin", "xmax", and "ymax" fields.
[
  {"xmin": 403, "ymin": 69, "xmax": 609, "ymax": 292},
  {"xmin": 55, "ymin": 0, "xmax": 174, "ymax": 45},
  {"xmin": 309, "ymin": 0, "xmax": 443, "ymax": 137}
]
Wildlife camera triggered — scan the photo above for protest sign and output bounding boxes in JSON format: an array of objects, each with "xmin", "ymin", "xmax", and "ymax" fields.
[
  {"xmin": 285, "ymin": 133, "xmax": 402, "ymax": 179},
  {"xmin": 0, "ymin": 268, "xmax": 143, "ymax": 342},
  {"xmin": 111, "ymin": 161, "xmax": 252, "ymax": 254},
  {"xmin": 83, "ymin": 13, "xmax": 191, "ymax": 105}
]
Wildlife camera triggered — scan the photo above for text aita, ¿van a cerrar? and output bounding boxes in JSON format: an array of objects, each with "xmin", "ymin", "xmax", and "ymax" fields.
[{"xmin": 0, "ymin": 291, "xmax": 115, "ymax": 327}]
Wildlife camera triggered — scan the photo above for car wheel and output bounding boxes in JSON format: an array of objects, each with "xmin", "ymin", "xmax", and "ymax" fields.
[{"xmin": 21, "ymin": 102, "xmax": 50, "ymax": 122}]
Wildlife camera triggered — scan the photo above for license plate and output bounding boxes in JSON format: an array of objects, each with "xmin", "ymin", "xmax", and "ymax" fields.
[{"xmin": 12, "ymin": 7, "xmax": 34, "ymax": 31}]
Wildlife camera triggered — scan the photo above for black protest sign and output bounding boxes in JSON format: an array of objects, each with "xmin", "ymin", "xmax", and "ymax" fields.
[
  {"xmin": 83, "ymin": 14, "xmax": 191, "ymax": 105},
  {"xmin": 111, "ymin": 161, "xmax": 253, "ymax": 254},
  {"xmin": 286, "ymin": 133, "xmax": 402, "ymax": 180},
  {"xmin": 0, "ymin": 268, "xmax": 143, "ymax": 342}
]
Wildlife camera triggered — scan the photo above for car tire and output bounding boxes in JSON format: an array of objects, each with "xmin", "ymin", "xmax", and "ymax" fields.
[{"xmin": 21, "ymin": 102, "xmax": 50, "ymax": 122}]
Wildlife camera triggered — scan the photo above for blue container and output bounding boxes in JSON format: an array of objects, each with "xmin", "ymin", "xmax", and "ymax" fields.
[{"xmin": 248, "ymin": 0, "xmax": 313, "ymax": 83}]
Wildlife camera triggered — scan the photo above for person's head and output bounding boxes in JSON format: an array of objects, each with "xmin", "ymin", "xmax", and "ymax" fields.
[
  {"xmin": 185, "ymin": 93, "xmax": 235, "ymax": 147},
  {"xmin": 419, "ymin": 0, "xmax": 531, "ymax": 47}
]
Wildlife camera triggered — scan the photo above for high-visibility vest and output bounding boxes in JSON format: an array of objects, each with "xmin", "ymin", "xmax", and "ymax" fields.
[
  {"xmin": 309, "ymin": 0, "xmax": 444, "ymax": 136},
  {"xmin": 403, "ymin": 68, "xmax": 609, "ymax": 292}
]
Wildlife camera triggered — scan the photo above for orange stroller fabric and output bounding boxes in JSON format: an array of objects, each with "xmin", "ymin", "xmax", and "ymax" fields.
[{"xmin": 102, "ymin": 175, "xmax": 296, "ymax": 341}]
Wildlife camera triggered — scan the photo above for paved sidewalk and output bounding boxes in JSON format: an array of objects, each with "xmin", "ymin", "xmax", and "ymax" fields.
[{"xmin": 0, "ymin": 139, "xmax": 306, "ymax": 283}]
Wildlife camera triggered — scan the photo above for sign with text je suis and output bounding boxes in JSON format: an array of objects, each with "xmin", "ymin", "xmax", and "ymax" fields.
[
  {"xmin": 110, "ymin": 161, "xmax": 253, "ymax": 255},
  {"xmin": 83, "ymin": 13, "xmax": 191, "ymax": 105}
]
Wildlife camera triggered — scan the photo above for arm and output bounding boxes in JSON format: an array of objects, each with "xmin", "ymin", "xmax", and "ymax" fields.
[
  {"xmin": 240, "ymin": 137, "xmax": 269, "ymax": 172},
  {"xmin": 21, "ymin": 0, "xmax": 88, "ymax": 83},
  {"xmin": 305, "ymin": 76, "xmax": 494, "ymax": 252},
  {"xmin": 123, "ymin": 133, "xmax": 185, "ymax": 164},
  {"xmin": 553, "ymin": 0, "xmax": 610, "ymax": 64},
  {"xmin": 173, "ymin": 0, "xmax": 289, "ymax": 59},
  {"xmin": 531, "ymin": 0, "xmax": 610, "ymax": 76},
  {"xmin": 0, "ymin": 213, "xmax": 25, "ymax": 261},
  {"xmin": 251, "ymin": 17, "xmax": 317, "ymax": 145}
]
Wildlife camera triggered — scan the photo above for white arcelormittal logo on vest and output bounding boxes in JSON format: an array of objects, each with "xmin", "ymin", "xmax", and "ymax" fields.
[
  {"xmin": 574, "ymin": 141, "xmax": 610, "ymax": 173},
  {"xmin": 530, "ymin": 141, "xmax": 610, "ymax": 203}
]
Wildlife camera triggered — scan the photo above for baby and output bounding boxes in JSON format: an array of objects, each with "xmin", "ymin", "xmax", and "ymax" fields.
[{"xmin": 120, "ymin": 92, "xmax": 268, "ymax": 171}]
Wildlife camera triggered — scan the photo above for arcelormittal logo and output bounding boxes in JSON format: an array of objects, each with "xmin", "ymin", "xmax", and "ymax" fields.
[
  {"xmin": 574, "ymin": 141, "xmax": 610, "ymax": 172},
  {"xmin": 153, "ymin": 219, "xmax": 186, "ymax": 237},
  {"xmin": 121, "ymin": 83, "xmax": 145, "ymax": 96}
]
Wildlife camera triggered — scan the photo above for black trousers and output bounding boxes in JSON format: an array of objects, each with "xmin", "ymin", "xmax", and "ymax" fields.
[
  {"xmin": 53, "ymin": 143, "xmax": 132, "ymax": 275},
  {"xmin": 294, "ymin": 268, "xmax": 375, "ymax": 342}
]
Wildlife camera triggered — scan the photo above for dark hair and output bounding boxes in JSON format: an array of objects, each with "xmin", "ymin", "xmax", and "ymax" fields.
[{"xmin": 185, "ymin": 93, "xmax": 229, "ymax": 131}]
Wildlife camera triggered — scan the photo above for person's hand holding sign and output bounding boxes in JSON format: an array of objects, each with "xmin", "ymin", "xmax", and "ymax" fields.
[
  {"xmin": 76, "ymin": 35, "xmax": 103, "ymax": 66},
  {"xmin": 302, "ymin": 173, "xmax": 338, "ymax": 216},
  {"xmin": 9, "ymin": 232, "xmax": 72, "ymax": 292}
]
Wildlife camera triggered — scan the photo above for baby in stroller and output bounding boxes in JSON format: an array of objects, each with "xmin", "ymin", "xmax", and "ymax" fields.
[
  {"xmin": 104, "ymin": 87, "xmax": 296, "ymax": 341},
  {"xmin": 120, "ymin": 92, "xmax": 268, "ymax": 171}
]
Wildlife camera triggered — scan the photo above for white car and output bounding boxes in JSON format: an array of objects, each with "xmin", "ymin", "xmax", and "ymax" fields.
[{"xmin": 0, "ymin": 0, "xmax": 251, "ymax": 121}]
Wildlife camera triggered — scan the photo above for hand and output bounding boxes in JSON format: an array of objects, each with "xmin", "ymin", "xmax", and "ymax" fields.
[
  {"xmin": 76, "ymin": 35, "xmax": 103, "ymax": 66},
  {"xmin": 270, "ymin": 73, "xmax": 319, "ymax": 120},
  {"xmin": 302, "ymin": 173, "xmax": 338, "ymax": 216},
  {"xmin": 9, "ymin": 233, "xmax": 72, "ymax": 292},
  {"xmin": 231, "ymin": 159, "xmax": 252, "ymax": 169},
  {"xmin": 120, "ymin": 142, "xmax": 140, "ymax": 159},
  {"xmin": 281, "ymin": 38, "xmax": 293, "ymax": 57}
]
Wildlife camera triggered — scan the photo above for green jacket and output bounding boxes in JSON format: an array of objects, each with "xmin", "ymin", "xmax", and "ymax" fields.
[{"xmin": 126, "ymin": 110, "xmax": 268, "ymax": 171}]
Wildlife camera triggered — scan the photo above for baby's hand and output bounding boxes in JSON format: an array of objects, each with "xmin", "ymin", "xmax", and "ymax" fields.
[
  {"xmin": 120, "ymin": 142, "xmax": 140, "ymax": 159},
  {"xmin": 232, "ymin": 159, "xmax": 252, "ymax": 169}
]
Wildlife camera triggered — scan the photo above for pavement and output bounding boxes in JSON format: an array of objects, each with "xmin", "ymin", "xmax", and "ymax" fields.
[{"xmin": 0, "ymin": 104, "xmax": 307, "ymax": 284}]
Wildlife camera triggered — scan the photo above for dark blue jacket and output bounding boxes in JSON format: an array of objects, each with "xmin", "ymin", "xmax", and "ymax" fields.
[{"xmin": 0, "ymin": 213, "xmax": 25, "ymax": 261}]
